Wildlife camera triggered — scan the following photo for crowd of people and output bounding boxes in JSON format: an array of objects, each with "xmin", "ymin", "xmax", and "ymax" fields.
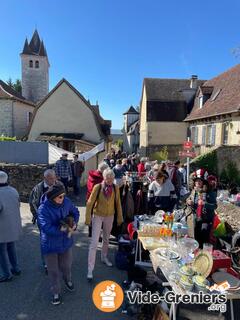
[{"xmin": 0, "ymin": 148, "xmax": 219, "ymax": 307}]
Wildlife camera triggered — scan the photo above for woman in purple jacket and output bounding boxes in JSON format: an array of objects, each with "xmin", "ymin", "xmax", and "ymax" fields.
[{"xmin": 37, "ymin": 183, "xmax": 79, "ymax": 305}]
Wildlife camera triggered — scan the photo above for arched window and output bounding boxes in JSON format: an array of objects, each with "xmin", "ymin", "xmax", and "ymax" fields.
[
  {"xmin": 29, "ymin": 60, "xmax": 33, "ymax": 68},
  {"xmin": 35, "ymin": 61, "xmax": 39, "ymax": 68}
]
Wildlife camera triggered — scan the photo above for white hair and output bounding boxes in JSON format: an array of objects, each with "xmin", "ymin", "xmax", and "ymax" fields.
[
  {"xmin": 44, "ymin": 169, "xmax": 56, "ymax": 178},
  {"xmin": 0, "ymin": 171, "xmax": 8, "ymax": 184},
  {"xmin": 103, "ymin": 168, "xmax": 115, "ymax": 179},
  {"xmin": 98, "ymin": 162, "xmax": 109, "ymax": 173}
]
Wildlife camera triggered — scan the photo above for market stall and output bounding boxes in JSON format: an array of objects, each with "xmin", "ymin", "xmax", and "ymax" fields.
[{"xmin": 132, "ymin": 211, "xmax": 240, "ymax": 320}]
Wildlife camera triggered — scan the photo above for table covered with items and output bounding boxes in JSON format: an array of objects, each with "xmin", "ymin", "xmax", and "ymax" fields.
[{"xmin": 132, "ymin": 210, "xmax": 240, "ymax": 320}]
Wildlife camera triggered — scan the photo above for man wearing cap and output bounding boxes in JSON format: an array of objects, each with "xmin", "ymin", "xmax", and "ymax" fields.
[
  {"xmin": 0, "ymin": 171, "xmax": 22, "ymax": 282},
  {"xmin": 55, "ymin": 154, "xmax": 73, "ymax": 193}
]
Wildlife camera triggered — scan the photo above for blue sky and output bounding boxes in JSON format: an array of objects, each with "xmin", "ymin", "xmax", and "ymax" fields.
[{"xmin": 1, "ymin": 0, "xmax": 240, "ymax": 128}]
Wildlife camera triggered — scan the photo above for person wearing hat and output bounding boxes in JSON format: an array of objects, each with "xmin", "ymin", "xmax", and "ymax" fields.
[
  {"xmin": 55, "ymin": 153, "xmax": 73, "ymax": 193},
  {"xmin": 37, "ymin": 183, "xmax": 79, "ymax": 305},
  {"xmin": 0, "ymin": 171, "xmax": 22, "ymax": 282},
  {"xmin": 186, "ymin": 171, "xmax": 217, "ymax": 248}
]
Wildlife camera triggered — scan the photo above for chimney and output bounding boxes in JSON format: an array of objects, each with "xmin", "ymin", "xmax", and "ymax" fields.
[{"xmin": 190, "ymin": 75, "xmax": 198, "ymax": 89}]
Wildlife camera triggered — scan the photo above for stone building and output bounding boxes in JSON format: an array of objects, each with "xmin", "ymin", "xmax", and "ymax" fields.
[
  {"xmin": 139, "ymin": 76, "xmax": 205, "ymax": 159},
  {"xmin": 28, "ymin": 78, "xmax": 111, "ymax": 152},
  {"xmin": 185, "ymin": 64, "xmax": 240, "ymax": 155},
  {"xmin": 123, "ymin": 106, "xmax": 139, "ymax": 153},
  {"xmin": 20, "ymin": 30, "xmax": 50, "ymax": 103},
  {"xmin": 21, "ymin": 30, "xmax": 49, "ymax": 104},
  {"xmin": 0, "ymin": 80, "xmax": 35, "ymax": 138}
]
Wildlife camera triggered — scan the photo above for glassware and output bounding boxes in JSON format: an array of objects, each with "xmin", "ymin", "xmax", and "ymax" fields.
[{"xmin": 203, "ymin": 243, "xmax": 213, "ymax": 254}]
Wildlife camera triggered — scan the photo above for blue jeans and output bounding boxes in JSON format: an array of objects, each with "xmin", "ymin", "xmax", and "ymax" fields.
[{"xmin": 0, "ymin": 242, "xmax": 20, "ymax": 278}]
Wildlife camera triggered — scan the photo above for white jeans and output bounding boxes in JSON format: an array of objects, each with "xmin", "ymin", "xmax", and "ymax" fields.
[{"xmin": 88, "ymin": 214, "xmax": 114, "ymax": 272}]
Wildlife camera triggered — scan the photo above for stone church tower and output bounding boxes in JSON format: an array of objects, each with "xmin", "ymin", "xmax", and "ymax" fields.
[{"xmin": 20, "ymin": 30, "xmax": 49, "ymax": 104}]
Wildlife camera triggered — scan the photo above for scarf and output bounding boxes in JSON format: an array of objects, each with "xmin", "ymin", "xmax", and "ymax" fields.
[
  {"xmin": 102, "ymin": 182, "xmax": 113, "ymax": 199},
  {"xmin": 0, "ymin": 183, "xmax": 8, "ymax": 187}
]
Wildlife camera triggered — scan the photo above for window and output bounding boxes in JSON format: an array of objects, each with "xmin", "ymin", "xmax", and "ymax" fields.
[
  {"xmin": 206, "ymin": 124, "xmax": 216, "ymax": 146},
  {"xmin": 27, "ymin": 112, "xmax": 33, "ymax": 125},
  {"xmin": 199, "ymin": 96, "xmax": 203, "ymax": 108},
  {"xmin": 211, "ymin": 125, "xmax": 216, "ymax": 145},
  {"xmin": 35, "ymin": 61, "xmax": 39, "ymax": 68},
  {"xmin": 191, "ymin": 126, "xmax": 198, "ymax": 144},
  {"xmin": 29, "ymin": 60, "xmax": 33, "ymax": 68},
  {"xmin": 202, "ymin": 126, "xmax": 206, "ymax": 145},
  {"xmin": 222, "ymin": 123, "xmax": 229, "ymax": 145},
  {"xmin": 206, "ymin": 125, "xmax": 212, "ymax": 145}
]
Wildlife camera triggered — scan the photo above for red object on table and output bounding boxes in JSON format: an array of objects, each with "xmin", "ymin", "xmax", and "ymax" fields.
[{"xmin": 211, "ymin": 250, "xmax": 232, "ymax": 274}]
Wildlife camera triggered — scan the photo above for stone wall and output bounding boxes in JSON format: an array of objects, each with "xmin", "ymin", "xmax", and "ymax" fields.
[
  {"xmin": 216, "ymin": 146, "xmax": 240, "ymax": 174},
  {"xmin": 21, "ymin": 55, "xmax": 49, "ymax": 103},
  {"xmin": 0, "ymin": 163, "xmax": 50, "ymax": 201},
  {"xmin": 146, "ymin": 144, "xmax": 182, "ymax": 161},
  {"xmin": 0, "ymin": 99, "xmax": 13, "ymax": 136}
]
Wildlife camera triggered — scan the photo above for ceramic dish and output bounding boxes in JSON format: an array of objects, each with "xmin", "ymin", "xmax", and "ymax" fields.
[
  {"xmin": 193, "ymin": 275, "xmax": 209, "ymax": 293},
  {"xmin": 180, "ymin": 265, "xmax": 195, "ymax": 277},
  {"xmin": 193, "ymin": 250, "xmax": 213, "ymax": 277},
  {"xmin": 180, "ymin": 275, "xmax": 193, "ymax": 291}
]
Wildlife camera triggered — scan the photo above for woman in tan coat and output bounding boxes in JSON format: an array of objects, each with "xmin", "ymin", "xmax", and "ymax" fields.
[{"xmin": 85, "ymin": 168, "xmax": 123, "ymax": 280}]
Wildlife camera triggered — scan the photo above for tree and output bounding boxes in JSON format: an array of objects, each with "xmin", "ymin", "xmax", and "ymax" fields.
[
  {"xmin": 13, "ymin": 79, "xmax": 22, "ymax": 93},
  {"xmin": 6, "ymin": 78, "xmax": 22, "ymax": 94}
]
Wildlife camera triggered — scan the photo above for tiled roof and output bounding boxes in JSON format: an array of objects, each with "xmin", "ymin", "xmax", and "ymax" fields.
[
  {"xmin": 0, "ymin": 80, "xmax": 35, "ymax": 106},
  {"xmin": 185, "ymin": 64, "xmax": 240, "ymax": 121}
]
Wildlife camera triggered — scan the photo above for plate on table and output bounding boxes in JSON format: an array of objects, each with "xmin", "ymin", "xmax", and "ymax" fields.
[
  {"xmin": 193, "ymin": 251, "xmax": 213, "ymax": 277},
  {"xmin": 212, "ymin": 271, "xmax": 240, "ymax": 289}
]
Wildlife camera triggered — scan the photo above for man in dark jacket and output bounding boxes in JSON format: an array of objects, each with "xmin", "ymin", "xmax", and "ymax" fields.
[
  {"xmin": 29, "ymin": 169, "xmax": 63, "ymax": 272},
  {"xmin": 71, "ymin": 154, "xmax": 85, "ymax": 196}
]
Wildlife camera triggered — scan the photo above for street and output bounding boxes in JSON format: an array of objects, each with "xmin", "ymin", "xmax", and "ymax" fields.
[{"xmin": 0, "ymin": 193, "xmax": 126, "ymax": 320}]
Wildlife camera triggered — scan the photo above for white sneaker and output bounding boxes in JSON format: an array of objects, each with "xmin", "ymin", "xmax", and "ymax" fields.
[
  {"xmin": 101, "ymin": 256, "xmax": 113, "ymax": 267},
  {"xmin": 87, "ymin": 270, "xmax": 93, "ymax": 281}
]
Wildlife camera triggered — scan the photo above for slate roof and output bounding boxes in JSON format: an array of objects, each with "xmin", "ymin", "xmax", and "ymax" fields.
[
  {"xmin": 144, "ymin": 78, "xmax": 205, "ymax": 101},
  {"xmin": 0, "ymin": 80, "xmax": 35, "ymax": 106},
  {"xmin": 123, "ymin": 106, "xmax": 139, "ymax": 115},
  {"xmin": 21, "ymin": 30, "xmax": 48, "ymax": 57},
  {"xmin": 143, "ymin": 78, "xmax": 205, "ymax": 122},
  {"xmin": 185, "ymin": 64, "xmax": 240, "ymax": 121}
]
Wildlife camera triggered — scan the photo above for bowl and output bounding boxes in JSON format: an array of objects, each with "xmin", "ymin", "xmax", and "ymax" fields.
[
  {"xmin": 180, "ymin": 265, "xmax": 195, "ymax": 277},
  {"xmin": 180, "ymin": 275, "xmax": 193, "ymax": 291}
]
